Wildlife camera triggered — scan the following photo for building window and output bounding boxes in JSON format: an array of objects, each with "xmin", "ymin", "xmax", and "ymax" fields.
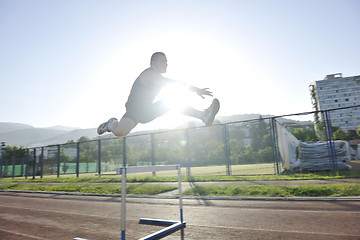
[{"xmin": 346, "ymin": 98, "xmax": 349, "ymax": 101}]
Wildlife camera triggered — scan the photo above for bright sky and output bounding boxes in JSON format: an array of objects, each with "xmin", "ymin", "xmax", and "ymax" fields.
[{"xmin": 1, "ymin": 0, "xmax": 359, "ymax": 131}]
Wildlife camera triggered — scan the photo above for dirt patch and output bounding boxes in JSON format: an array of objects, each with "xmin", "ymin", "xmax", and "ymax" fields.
[{"xmin": 349, "ymin": 160, "xmax": 360, "ymax": 171}]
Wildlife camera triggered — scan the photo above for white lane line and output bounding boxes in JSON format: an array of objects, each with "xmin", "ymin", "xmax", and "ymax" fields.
[
  {"xmin": 0, "ymin": 228, "xmax": 48, "ymax": 240},
  {"xmin": 0, "ymin": 205, "xmax": 119, "ymax": 220}
]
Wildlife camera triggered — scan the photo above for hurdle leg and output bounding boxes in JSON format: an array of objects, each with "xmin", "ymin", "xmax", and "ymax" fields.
[
  {"xmin": 177, "ymin": 164, "xmax": 183, "ymax": 223},
  {"xmin": 117, "ymin": 165, "xmax": 186, "ymax": 239},
  {"xmin": 121, "ymin": 168, "xmax": 127, "ymax": 240}
]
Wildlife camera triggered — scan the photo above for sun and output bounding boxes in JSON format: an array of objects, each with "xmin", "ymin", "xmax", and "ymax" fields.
[
  {"xmin": 143, "ymin": 82, "xmax": 212, "ymax": 131},
  {"xmin": 155, "ymin": 82, "xmax": 195, "ymax": 111}
]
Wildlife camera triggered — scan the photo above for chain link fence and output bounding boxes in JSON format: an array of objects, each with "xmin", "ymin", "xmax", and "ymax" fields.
[{"xmin": 1, "ymin": 107, "xmax": 359, "ymax": 179}]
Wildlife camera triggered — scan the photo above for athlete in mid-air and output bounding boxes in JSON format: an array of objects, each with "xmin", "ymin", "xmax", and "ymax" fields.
[{"xmin": 97, "ymin": 52, "xmax": 220, "ymax": 137}]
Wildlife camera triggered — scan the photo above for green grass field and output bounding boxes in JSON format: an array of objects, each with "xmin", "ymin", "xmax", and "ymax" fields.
[
  {"xmin": 2, "ymin": 163, "xmax": 360, "ymax": 182},
  {"xmin": 182, "ymin": 184, "xmax": 360, "ymax": 197},
  {"xmin": 98, "ymin": 163, "xmax": 276, "ymax": 178},
  {"xmin": 0, "ymin": 182, "xmax": 176, "ymax": 195},
  {"xmin": 0, "ymin": 163, "xmax": 359, "ymax": 197}
]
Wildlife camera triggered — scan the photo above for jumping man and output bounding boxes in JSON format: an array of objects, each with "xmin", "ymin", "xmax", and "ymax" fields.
[{"xmin": 97, "ymin": 52, "xmax": 220, "ymax": 137}]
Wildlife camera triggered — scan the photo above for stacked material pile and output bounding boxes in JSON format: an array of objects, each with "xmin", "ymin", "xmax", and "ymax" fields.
[
  {"xmin": 295, "ymin": 141, "xmax": 352, "ymax": 171},
  {"xmin": 276, "ymin": 121, "xmax": 352, "ymax": 171}
]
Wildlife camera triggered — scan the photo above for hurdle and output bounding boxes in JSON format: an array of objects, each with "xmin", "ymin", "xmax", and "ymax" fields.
[{"xmin": 117, "ymin": 164, "xmax": 186, "ymax": 240}]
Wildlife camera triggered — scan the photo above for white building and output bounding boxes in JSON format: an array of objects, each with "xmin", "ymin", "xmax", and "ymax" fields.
[{"xmin": 309, "ymin": 73, "xmax": 360, "ymax": 132}]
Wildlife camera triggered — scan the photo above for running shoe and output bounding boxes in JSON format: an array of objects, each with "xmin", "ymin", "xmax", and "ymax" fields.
[
  {"xmin": 202, "ymin": 98, "xmax": 220, "ymax": 126},
  {"xmin": 97, "ymin": 117, "xmax": 117, "ymax": 135}
]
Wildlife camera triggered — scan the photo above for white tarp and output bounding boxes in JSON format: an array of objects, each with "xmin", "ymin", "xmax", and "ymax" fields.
[{"xmin": 276, "ymin": 121, "xmax": 300, "ymax": 170}]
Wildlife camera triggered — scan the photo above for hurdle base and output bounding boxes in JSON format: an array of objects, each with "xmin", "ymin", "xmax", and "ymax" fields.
[{"xmin": 139, "ymin": 218, "xmax": 186, "ymax": 240}]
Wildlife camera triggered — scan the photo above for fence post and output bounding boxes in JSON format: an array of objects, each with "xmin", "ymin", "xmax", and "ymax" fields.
[
  {"xmin": 25, "ymin": 149, "xmax": 29, "ymax": 179},
  {"xmin": 4, "ymin": 153, "xmax": 8, "ymax": 177},
  {"xmin": 57, "ymin": 145, "xmax": 60, "ymax": 178},
  {"xmin": 40, "ymin": 147, "xmax": 44, "ymax": 178},
  {"xmin": 98, "ymin": 140, "xmax": 101, "ymax": 176},
  {"xmin": 151, "ymin": 133, "xmax": 156, "ymax": 176},
  {"xmin": 185, "ymin": 128, "xmax": 191, "ymax": 178},
  {"xmin": 32, "ymin": 148, "xmax": 36, "ymax": 179},
  {"xmin": 270, "ymin": 118, "xmax": 280, "ymax": 175},
  {"xmin": 12, "ymin": 149, "xmax": 15, "ymax": 179},
  {"xmin": 0, "ymin": 151, "xmax": 2, "ymax": 178},
  {"xmin": 323, "ymin": 110, "xmax": 337, "ymax": 172},
  {"xmin": 76, "ymin": 142, "xmax": 80, "ymax": 177},
  {"xmin": 20, "ymin": 156, "xmax": 24, "ymax": 177},
  {"xmin": 223, "ymin": 124, "xmax": 231, "ymax": 176},
  {"xmin": 123, "ymin": 137, "xmax": 127, "ymax": 167}
]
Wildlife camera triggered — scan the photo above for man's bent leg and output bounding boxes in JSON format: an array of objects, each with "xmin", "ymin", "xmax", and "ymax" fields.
[
  {"xmin": 182, "ymin": 106, "xmax": 204, "ymax": 119},
  {"xmin": 109, "ymin": 117, "xmax": 138, "ymax": 137},
  {"xmin": 182, "ymin": 98, "xmax": 220, "ymax": 126},
  {"xmin": 202, "ymin": 98, "xmax": 220, "ymax": 126},
  {"xmin": 97, "ymin": 118, "xmax": 118, "ymax": 135}
]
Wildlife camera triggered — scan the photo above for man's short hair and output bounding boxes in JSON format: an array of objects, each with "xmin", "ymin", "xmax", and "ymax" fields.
[{"xmin": 150, "ymin": 52, "xmax": 165, "ymax": 65}]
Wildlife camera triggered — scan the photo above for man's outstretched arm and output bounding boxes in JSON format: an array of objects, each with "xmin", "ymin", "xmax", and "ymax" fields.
[
  {"xmin": 188, "ymin": 86, "xmax": 213, "ymax": 99},
  {"xmin": 162, "ymin": 77, "xmax": 214, "ymax": 99}
]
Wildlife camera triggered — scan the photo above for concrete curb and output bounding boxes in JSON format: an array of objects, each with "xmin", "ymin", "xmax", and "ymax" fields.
[{"xmin": 1, "ymin": 189, "xmax": 360, "ymax": 201}]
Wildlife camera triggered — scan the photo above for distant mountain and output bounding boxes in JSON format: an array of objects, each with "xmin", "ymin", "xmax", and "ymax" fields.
[
  {"xmin": 218, "ymin": 114, "xmax": 313, "ymax": 127},
  {"xmin": 0, "ymin": 127, "xmax": 67, "ymax": 147},
  {"xmin": 31, "ymin": 128, "xmax": 98, "ymax": 147},
  {"xmin": 43, "ymin": 125, "xmax": 80, "ymax": 132},
  {"xmin": 0, "ymin": 122, "xmax": 33, "ymax": 134},
  {"xmin": 218, "ymin": 114, "xmax": 272, "ymax": 123},
  {"xmin": 0, "ymin": 115, "xmax": 314, "ymax": 148},
  {"xmin": 0, "ymin": 122, "xmax": 96, "ymax": 147}
]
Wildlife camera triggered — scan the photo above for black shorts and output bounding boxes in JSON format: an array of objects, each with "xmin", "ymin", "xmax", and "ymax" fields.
[{"xmin": 122, "ymin": 100, "xmax": 170, "ymax": 124}]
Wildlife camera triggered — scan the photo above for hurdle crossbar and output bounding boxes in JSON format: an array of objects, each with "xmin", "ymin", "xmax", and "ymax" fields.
[{"xmin": 118, "ymin": 164, "xmax": 185, "ymax": 240}]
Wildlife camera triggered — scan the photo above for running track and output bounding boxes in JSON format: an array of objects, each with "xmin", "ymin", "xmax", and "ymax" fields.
[{"xmin": 0, "ymin": 192, "xmax": 359, "ymax": 240}]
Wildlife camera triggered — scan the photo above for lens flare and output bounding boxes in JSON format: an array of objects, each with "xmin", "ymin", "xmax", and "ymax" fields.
[{"xmin": 180, "ymin": 139, "xmax": 187, "ymax": 146}]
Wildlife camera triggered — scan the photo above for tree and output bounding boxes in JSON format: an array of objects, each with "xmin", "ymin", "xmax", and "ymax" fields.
[
  {"xmin": 229, "ymin": 139, "xmax": 245, "ymax": 165},
  {"xmin": 249, "ymin": 117, "xmax": 271, "ymax": 151},
  {"xmin": 259, "ymin": 147, "xmax": 273, "ymax": 163},
  {"xmin": 347, "ymin": 129, "xmax": 360, "ymax": 140},
  {"xmin": 238, "ymin": 147, "xmax": 257, "ymax": 164},
  {"xmin": 315, "ymin": 121, "xmax": 340, "ymax": 141},
  {"xmin": 78, "ymin": 136, "xmax": 96, "ymax": 168},
  {"xmin": 1, "ymin": 146, "xmax": 27, "ymax": 165},
  {"xmin": 316, "ymin": 122, "xmax": 360, "ymax": 141},
  {"xmin": 291, "ymin": 128, "xmax": 318, "ymax": 142},
  {"xmin": 333, "ymin": 128, "xmax": 347, "ymax": 140}
]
